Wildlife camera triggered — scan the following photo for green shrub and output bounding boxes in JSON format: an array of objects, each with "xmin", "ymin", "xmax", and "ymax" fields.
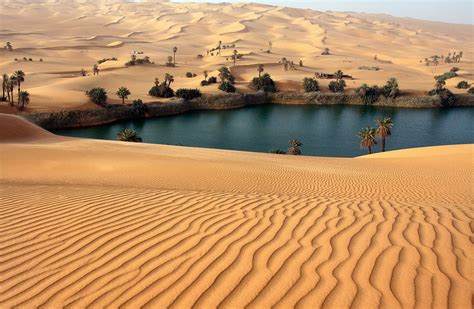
[
  {"xmin": 86, "ymin": 87, "xmax": 108, "ymax": 106},
  {"xmin": 208, "ymin": 76, "xmax": 217, "ymax": 84},
  {"xmin": 218, "ymin": 81, "xmax": 236, "ymax": 93},
  {"xmin": 328, "ymin": 79, "xmax": 346, "ymax": 93},
  {"xmin": 200, "ymin": 80, "xmax": 208, "ymax": 86},
  {"xmin": 381, "ymin": 78, "xmax": 400, "ymax": 98},
  {"xmin": 435, "ymin": 72, "xmax": 457, "ymax": 82},
  {"xmin": 175, "ymin": 88, "xmax": 202, "ymax": 100},
  {"xmin": 450, "ymin": 67, "xmax": 460, "ymax": 73},
  {"xmin": 468, "ymin": 87, "xmax": 474, "ymax": 94},
  {"xmin": 132, "ymin": 99, "xmax": 146, "ymax": 116},
  {"xmin": 249, "ymin": 73, "xmax": 277, "ymax": 93},
  {"xmin": 303, "ymin": 77, "xmax": 319, "ymax": 92},
  {"xmin": 148, "ymin": 85, "xmax": 174, "ymax": 98},
  {"xmin": 185, "ymin": 72, "xmax": 193, "ymax": 78},
  {"xmin": 428, "ymin": 87, "xmax": 455, "ymax": 107},
  {"xmin": 456, "ymin": 80, "xmax": 470, "ymax": 89},
  {"xmin": 355, "ymin": 84, "xmax": 380, "ymax": 104}
]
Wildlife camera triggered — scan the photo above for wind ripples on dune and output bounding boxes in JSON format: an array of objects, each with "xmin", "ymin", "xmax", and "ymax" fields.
[{"xmin": 0, "ymin": 184, "xmax": 471, "ymax": 309}]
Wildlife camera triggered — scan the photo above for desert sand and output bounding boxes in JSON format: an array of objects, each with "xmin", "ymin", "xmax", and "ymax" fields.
[
  {"xmin": 0, "ymin": 114, "xmax": 472, "ymax": 308},
  {"xmin": 0, "ymin": 0, "xmax": 473, "ymax": 112}
]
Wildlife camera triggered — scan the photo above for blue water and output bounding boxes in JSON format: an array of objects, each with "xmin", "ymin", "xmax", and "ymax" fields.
[{"xmin": 53, "ymin": 104, "xmax": 474, "ymax": 157}]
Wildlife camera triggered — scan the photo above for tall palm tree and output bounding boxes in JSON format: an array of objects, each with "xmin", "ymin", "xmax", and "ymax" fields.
[
  {"xmin": 18, "ymin": 90, "xmax": 29, "ymax": 110},
  {"xmin": 164, "ymin": 73, "xmax": 174, "ymax": 87},
  {"xmin": 287, "ymin": 139, "xmax": 303, "ymax": 155},
  {"xmin": 8, "ymin": 75, "xmax": 16, "ymax": 106},
  {"xmin": 173, "ymin": 46, "xmax": 178, "ymax": 65},
  {"xmin": 257, "ymin": 64, "xmax": 264, "ymax": 78},
  {"xmin": 14, "ymin": 70, "xmax": 25, "ymax": 104},
  {"xmin": 117, "ymin": 129, "xmax": 142, "ymax": 142},
  {"xmin": 375, "ymin": 117, "xmax": 393, "ymax": 152},
  {"xmin": 203, "ymin": 70, "xmax": 208, "ymax": 79},
  {"xmin": 232, "ymin": 50, "xmax": 238, "ymax": 67},
  {"xmin": 358, "ymin": 127, "xmax": 377, "ymax": 154},
  {"xmin": 2, "ymin": 73, "xmax": 8, "ymax": 101},
  {"xmin": 218, "ymin": 40, "xmax": 222, "ymax": 55},
  {"xmin": 5, "ymin": 78, "xmax": 12, "ymax": 103},
  {"xmin": 268, "ymin": 41, "xmax": 272, "ymax": 53},
  {"xmin": 116, "ymin": 86, "xmax": 131, "ymax": 104}
]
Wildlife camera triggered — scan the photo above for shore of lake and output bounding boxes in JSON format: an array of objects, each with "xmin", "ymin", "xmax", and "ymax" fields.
[
  {"xmin": 22, "ymin": 91, "xmax": 474, "ymax": 130},
  {"xmin": 0, "ymin": 114, "xmax": 472, "ymax": 308}
]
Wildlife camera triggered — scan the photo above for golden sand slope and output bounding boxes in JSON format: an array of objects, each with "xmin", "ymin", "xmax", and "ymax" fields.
[
  {"xmin": 0, "ymin": 115, "xmax": 472, "ymax": 308},
  {"xmin": 0, "ymin": 0, "xmax": 473, "ymax": 112}
]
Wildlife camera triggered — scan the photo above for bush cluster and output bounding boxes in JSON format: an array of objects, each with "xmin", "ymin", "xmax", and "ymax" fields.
[
  {"xmin": 249, "ymin": 73, "xmax": 277, "ymax": 93},
  {"xmin": 355, "ymin": 78, "xmax": 400, "ymax": 104},
  {"xmin": 175, "ymin": 88, "xmax": 202, "ymax": 100},
  {"xmin": 148, "ymin": 84, "xmax": 174, "ymax": 98},
  {"xmin": 434, "ymin": 71, "xmax": 457, "ymax": 82},
  {"xmin": 86, "ymin": 87, "xmax": 108, "ymax": 106},
  {"xmin": 303, "ymin": 78, "xmax": 319, "ymax": 92},
  {"xmin": 218, "ymin": 81, "xmax": 236, "ymax": 93},
  {"xmin": 328, "ymin": 79, "xmax": 346, "ymax": 93}
]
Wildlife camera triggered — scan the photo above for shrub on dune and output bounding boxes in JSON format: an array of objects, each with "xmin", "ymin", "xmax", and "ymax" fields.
[
  {"xmin": 175, "ymin": 88, "xmax": 202, "ymax": 100},
  {"xmin": 218, "ymin": 81, "xmax": 236, "ymax": 93},
  {"xmin": 329, "ymin": 79, "xmax": 346, "ymax": 93},
  {"xmin": 303, "ymin": 77, "xmax": 319, "ymax": 92},
  {"xmin": 250, "ymin": 73, "xmax": 277, "ymax": 93},
  {"xmin": 86, "ymin": 87, "xmax": 108, "ymax": 106},
  {"xmin": 456, "ymin": 81, "xmax": 470, "ymax": 89},
  {"xmin": 149, "ymin": 84, "xmax": 174, "ymax": 98}
]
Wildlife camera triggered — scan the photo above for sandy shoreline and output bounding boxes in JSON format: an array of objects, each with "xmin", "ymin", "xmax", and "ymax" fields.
[{"xmin": 0, "ymin": 114, "xmax": 472, "ymax": 308}]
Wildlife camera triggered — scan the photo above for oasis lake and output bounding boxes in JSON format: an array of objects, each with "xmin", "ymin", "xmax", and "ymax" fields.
[{"xmin": 53, "ymin": 104, "xmax": 474, "ymax": 157}]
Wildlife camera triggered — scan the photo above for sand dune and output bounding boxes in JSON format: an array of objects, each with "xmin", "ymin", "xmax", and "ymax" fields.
[
  {"xmin": 0, "ymin": 0, "xmax": 472, "ymax": 112},
  {"xmin": 0, "ymin": 115, "xmax": 472, "ymax": 308}
]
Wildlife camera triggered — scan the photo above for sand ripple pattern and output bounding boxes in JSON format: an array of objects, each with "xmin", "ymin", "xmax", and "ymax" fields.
[{"xmin": 1, "ymin": 184, "xmax": 472, "ymax": 309}]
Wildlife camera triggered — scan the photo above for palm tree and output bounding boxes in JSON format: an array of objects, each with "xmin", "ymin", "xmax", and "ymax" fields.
[
  {"xmin": 5, "ymin": 78, "xmax": 12, "ymax": 103},
  {"xmin": 203, "ymin": 70, "xmax": 208, "ymax": 79},
  {"xmin": 218, "ymin": 40, "xmax": 222, "ymax": 55},
  {"xmin": 14, "ymin": 70, "xmax": 25, "ymax": 104},
  {"xmin": 232, "ymin": 49, "xmax": 238, "ymax": 67},
  {"xmin": 358, "ymin": 127, "xmax": 377, "ymax": 154},
  {"xmin": 287, "ymin": 139, "xmax": 303, "ymax": 155},
  {"xmin": 335, "ymin": 70, "xmax": 343, "ymax": 80},
  {"xmin": 18, "ymin": 90, "xmax": 29, "ymax": 110},
  {"xmin": 117, "ymin": 129, "xmax": 142, "ymax": 142},
  {"xmin": 173, "ymin": 46, "xmax": 178, "ymax": 65},
  {"xmin": 93, "ymin": 64, "xmax": 99, "ymax": 75},
  {"xmin": 154, "ymin": 77, "xmax": 160, "ymax": 87},
  {"xmin": 2, "ymin": 73, "xmax": 8, "ymax": 101},
  {"xmin": 375, "ymin": 117, "xmax": 393, "ymax": 152},
  {"xmin": 165, "ymin": 73, "xmax": 174, "ymax": 87},
  {"xmin": 257, "ymin": 64, "xmax": 264, "ymax": 78},
  {"xmin": 268, "ymin": 41, "xmax": 272, "ymax": 53},
  {"xmin": 5, "ymin": 42, "xmax": 13, "ymax": 51},
  {"xmin": 116, "ymin": 86, "xmax": 131, "ymax": 104},
  {"xmin": 8, "ymin": 75, "xmax": 16, "ymax": 106}
]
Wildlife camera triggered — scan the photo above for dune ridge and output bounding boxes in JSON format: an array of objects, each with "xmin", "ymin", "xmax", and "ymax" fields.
[{"xmin": 0, "ymin": 115, "xmax": 472, "ymax": 308}]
